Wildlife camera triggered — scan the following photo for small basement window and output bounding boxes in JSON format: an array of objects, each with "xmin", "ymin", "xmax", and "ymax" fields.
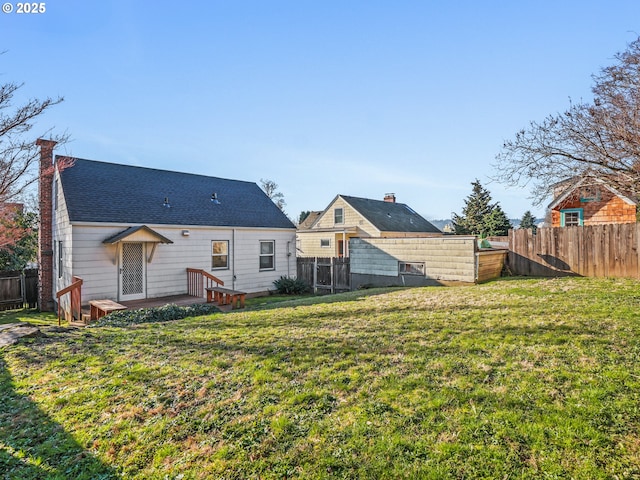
[{"xmin": 399, "ymin": 261, "xmax": 425, "ymax": 276}]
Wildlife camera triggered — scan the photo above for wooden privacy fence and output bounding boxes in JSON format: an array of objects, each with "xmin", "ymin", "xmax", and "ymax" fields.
[
  {"xmin": 0, "ymin": 269, "xmax": 38, "ymax": 311},
  {"xmin": 297, "ymin": 257, "xmax": 351, "ymax": 293},
  {"xmin": 508, "ymin": 224, "xmax": 640, "ymax": 278}
]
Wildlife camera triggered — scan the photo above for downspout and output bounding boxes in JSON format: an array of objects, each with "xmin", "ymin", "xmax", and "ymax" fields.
[{"xmin": 232, "ymin": 229, "xmax": 236, "ymax": 290}]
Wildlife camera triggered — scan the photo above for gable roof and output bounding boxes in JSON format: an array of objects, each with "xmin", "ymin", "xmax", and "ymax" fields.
[
  {"xmin": 297, "ymin": 211, "xmax": 322, "ymax": 230},
  {"xmin": 339, "ymin": 195, "xmax": 441, "ymax": 233},
  {"xmin": 548, "ymin": 175, "xmax": 638, "ymax": 210},
  {"xmin": 57, "ymin": 157, "xmax": 296, "ymax": 229},
  {"xmin": 102, "ymin": 225, "xmax": 174, "ymax": 244}
]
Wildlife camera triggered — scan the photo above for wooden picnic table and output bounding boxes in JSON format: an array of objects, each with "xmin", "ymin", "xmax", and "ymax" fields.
[{"xmin": 89, "ymin": 299, "xmax": 128, "ymax": 320}]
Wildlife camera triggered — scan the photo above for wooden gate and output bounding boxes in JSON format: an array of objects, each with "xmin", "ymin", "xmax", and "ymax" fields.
[
  {"xmin": 0, "ymin": 269, "xmax": 38, "ymax": 311},
  {"xmin": 297, "ymin": 257, "xmax": 351, "ymax": 293}
]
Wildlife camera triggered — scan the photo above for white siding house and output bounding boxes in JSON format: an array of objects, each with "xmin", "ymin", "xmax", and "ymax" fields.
[{"xmin": 47, "ymin": 153, "xmax": 296, "ymax": 316}]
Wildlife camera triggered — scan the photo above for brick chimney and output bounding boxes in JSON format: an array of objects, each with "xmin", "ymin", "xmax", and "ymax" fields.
[
  {"xmin": 384, "ymin": 193, "xmax": 396, "ymax": 203},
  {"xmin": 37, "ymin": 138, "xmax": 57, "ymax": 311}
]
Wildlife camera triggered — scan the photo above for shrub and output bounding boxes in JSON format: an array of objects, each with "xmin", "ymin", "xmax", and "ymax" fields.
[
  {"xmin": 90, "ymin": 303, "xmax": 219, "ymax": 327},
  {"xmin": 273, "ymin": 276, "xmax": 310, "ymax": 295}
]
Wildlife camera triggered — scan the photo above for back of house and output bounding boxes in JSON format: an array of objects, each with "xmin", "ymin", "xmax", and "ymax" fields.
[{"xmin": 41, "ymin": 146, "xmax": 296, "ymax": 313}]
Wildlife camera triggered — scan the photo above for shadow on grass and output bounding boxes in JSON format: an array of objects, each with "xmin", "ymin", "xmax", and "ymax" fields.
[{"xmin": 0, "ymin": 354, "xmax": 118, "ymax": 479}]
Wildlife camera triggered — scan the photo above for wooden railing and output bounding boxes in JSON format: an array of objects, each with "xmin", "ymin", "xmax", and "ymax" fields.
[
  {"xmin": 186, "ymin": 268, "xmax": 224, "ymax": 298},
  {"xmin": 55, "ymin": 276, "xmax": 83, "ymax": 326}
]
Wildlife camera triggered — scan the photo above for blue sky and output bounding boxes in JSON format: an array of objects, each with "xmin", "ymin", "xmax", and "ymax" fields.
[{"xmin": 2, "ymin": 1, "xmax": 639, "ymax": 222}]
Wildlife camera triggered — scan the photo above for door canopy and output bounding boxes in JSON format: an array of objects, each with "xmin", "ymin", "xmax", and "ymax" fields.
[{"xmin": 103, "ymin": 225, "xmax": 173, "ymax": 263}]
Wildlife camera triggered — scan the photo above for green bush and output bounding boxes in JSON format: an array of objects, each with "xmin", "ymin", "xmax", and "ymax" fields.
[
  {"xmin": 273, "ymin": 276, "xmax": 310, "ymax": 295},
  {"xmin": 91, "ymin": 303, "xmax": 219, "ymax": 327}
]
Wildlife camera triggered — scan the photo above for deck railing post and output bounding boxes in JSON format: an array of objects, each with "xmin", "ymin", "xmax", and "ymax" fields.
[
  {"xmin": 186, "ymin": 268, "xmax": 224, "ymax": 298},
  {"xmin": 55, "ymin": 276, "xmax": 83, "ymax": 325}
]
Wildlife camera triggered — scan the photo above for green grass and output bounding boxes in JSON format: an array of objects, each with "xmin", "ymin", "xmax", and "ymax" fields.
[
  {"xmin": 0, "ymin": 308, "xmax": 58, "ymax": 326},
  {"xmin": 2, "ymin": 277, "xmax": 640, "ymax": 479}
]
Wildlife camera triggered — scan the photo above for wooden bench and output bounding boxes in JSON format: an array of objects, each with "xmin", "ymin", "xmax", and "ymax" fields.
[
  {"xmin": 206, "ymin": 287, "xmax": 246, "ymax": 310},
  {"xmin": 89, "ymin": 299, "xmax": 128, "ymax": 320}
]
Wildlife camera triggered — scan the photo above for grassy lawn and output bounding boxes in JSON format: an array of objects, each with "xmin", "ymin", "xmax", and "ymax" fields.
[
  {"xmin": 2, "ymin": 277, "xmax": 640, "ymax": 479},
  {"xmin": 0, "ymin": 308, "xmax": 58, "ymax": 326}
]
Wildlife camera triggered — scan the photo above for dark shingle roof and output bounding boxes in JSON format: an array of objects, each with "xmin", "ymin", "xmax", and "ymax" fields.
[
  {"xmin": 340, "ymin": 195, "xmax": 441, "ymax": 233},
  {"xmin": 58, "ymin": 158, "xmax": 295, "ymax": 229}
]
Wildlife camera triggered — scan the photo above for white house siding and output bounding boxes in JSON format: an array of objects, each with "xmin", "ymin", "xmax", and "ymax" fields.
[
  {"xmin": 350, "ymin": 236, "xmax": 477, "ymax": 284},
  {"xmin": 68, "ymin": 224, "xmax": 296, "ymax": 303},
  {"xmin": 52, "ymin": 172, "xmax": 74, "ymax": 313}
]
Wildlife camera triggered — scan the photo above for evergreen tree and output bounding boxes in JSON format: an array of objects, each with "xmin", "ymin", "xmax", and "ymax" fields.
[
  {"xmin": 484, "ymin": 204, "xmax": 512, "ymax": 236},
  {"xmin": 451, "ymin": 179, "xmax": 495, "ymax": 235},
  {"xmin": 519, "ymin": 210, "xmax": 538, "ymax": 233},
  {"xmin": 298, "ymin": 211, "xmax": 311, "ymax": 224}
]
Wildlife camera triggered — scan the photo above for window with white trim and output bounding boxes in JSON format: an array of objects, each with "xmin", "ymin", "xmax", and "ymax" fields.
[
  {"xmin": 211, "ymin": 241, "xmax": 229, "ymax": 269},
  {"xmin": 561, "ymin": 209, "xmax": 583, "ymax": 227},
  {"xmin": 58, "ymin": 241, "xmax": 63, "ymax": 278},
  {"xmin": 259, "ymin": 240, "xmax": 275, "ymax": 270},
  {"xmin": 320, "ymin": 238, "xmax": 330, "ymax": 248},
  {"xmin": 334, "ymin": 208, "xmax": 344, "ymax": 224}
]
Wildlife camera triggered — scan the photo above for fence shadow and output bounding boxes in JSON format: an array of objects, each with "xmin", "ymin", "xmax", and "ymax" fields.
[
  {"xmin": 0, "ymin": 354, "xmax": 118, "ymax": 479},
  {"xmin": 508, "ymin": 224, "xmax": 640, "ymax": 278},
  {"xmin": 506, "ymin": 252, "xmax": 577, "ymax": 277}
]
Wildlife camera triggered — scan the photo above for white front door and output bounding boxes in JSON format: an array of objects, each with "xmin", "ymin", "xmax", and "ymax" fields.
[{"xmin": 119, "ymin": 242, "xmax": 146, "ymax": 301}]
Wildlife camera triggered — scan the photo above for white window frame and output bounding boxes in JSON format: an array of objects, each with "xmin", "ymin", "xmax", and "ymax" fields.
[
  {"xmin": 561, "ymin": 208, "xmax": 583, "ymax": 227},
  {"xmin": 399, "ymin": 261, "xmax": 425, "ymax": 276},
  {"xmin": 211, "ymin": 240, "xmax": 229, "ymax": 270},
  {"xmin": 320, "ymin": 238, "xmax": 331, "ymax": 248},
  {"xmin": 259, "ymin": 240, "xmax": 275, "ymax": 271},
  {"xmin": 334, "ymin": 208, "xmax": 344, "ymax": 224}
]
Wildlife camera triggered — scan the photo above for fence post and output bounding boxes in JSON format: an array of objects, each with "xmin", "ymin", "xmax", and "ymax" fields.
[
  {"xmin": 20, "ymin": 272, "xmax": 26, "ymax": 308},
  {"xmin": 313, "ymin": 257, "xmax": 318, "ymax": 294},
  {"xmin": 331, "ymin": 258, "xmax": 335, "ymax": 294}
]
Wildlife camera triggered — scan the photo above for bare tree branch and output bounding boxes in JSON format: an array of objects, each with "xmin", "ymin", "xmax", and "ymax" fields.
[{"xmin": 493, "ymin": 37, "xmax": 640, "ymax": 204}]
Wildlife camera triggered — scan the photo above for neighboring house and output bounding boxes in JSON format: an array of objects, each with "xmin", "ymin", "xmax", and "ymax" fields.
[
  {"xmin": 296, "ymin": 193, "xmax": 441, "ymax": 257},
  {"xmin": 37, "ymin": 140, "xmax": 296, "ymax": 312},
  {"xmin": 548, "ymin": 175, "xmax": 637, "ymax": 227},
  {"xmin": 298, "ymin": 211, "xmax": 322, "ymax": 229}
]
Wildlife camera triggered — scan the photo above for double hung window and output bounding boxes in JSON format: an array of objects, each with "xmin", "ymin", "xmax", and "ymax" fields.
[{"xmin": 260, "ymin": 241, "xmax": 275, "ymax": 270}]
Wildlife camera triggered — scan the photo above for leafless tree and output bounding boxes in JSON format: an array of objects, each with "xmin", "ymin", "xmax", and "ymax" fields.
[
  {"xmin": 260, "ymin": 178, "xmax": 286, "ymax": 211},
  {"xmin": 493, "ymin": 37, "xmax": 640, "ymax": 204},
  {"xmin": 0, "ymin": 69, "xmax": 68, "ymax": 249}
]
